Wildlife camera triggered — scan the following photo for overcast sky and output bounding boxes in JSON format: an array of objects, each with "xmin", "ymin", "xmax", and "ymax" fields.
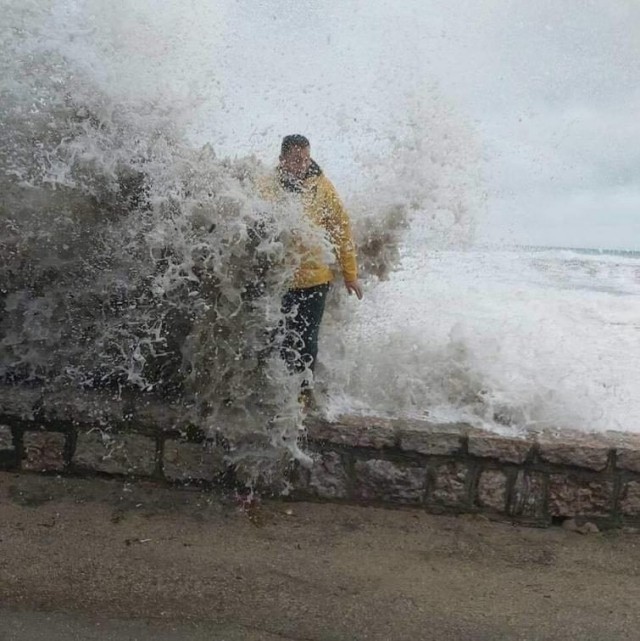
[{"xmin": 182, "ymin": 0, "xmax": 640, "ymax": 250}]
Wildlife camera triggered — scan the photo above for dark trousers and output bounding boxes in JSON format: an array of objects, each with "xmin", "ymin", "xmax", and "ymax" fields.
[{"xmin": 280, "ymin": 283, "xmax": 330, "ymax": 377}]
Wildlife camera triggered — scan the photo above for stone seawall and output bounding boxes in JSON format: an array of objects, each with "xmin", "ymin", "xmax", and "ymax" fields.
[{"xmin": 2, "ymin": 386, "xmax": 640, "ymax": 528}]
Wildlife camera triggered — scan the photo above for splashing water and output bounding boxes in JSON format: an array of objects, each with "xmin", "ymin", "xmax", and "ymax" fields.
[
  {"xmin": 0, "ymin": 0, "xmax": 483, "ymax": 482},
  {"xmin": 3, "ymin": 0, "xmax": 638, "ymax": 494},
  {"xmin": 321, "ymin": 248, "xmax": 640, "ymax": 434}
]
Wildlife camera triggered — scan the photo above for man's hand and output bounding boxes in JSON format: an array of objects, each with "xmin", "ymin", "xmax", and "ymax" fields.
[{"xmin": 344, "ymin": 279, "xmax": 364, "ymax": 300}]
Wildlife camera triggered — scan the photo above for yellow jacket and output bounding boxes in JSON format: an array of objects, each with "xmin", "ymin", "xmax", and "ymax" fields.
[{"xmin": 259, "ymin": 164, "xmax": 358, "ymax": 290}]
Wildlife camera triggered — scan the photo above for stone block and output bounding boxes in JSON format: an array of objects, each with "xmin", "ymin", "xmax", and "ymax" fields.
[
  {"xmin": 468, "ymin": 432, "xmax": 532, "ymax": 464},
  {"xmin": 353, "ymin": 458, "xmax": 425, "ymax": 503},
  {"xmin": 509, "ymin": 470, "xmax": 547, "ymax": 519},
  {"xmin": 602, "ymin": 431, "xmax": 640, "ymax": 474},
  {"xmin": 548, "ymin": 473, "xmax": 613, "ymax": 517},
  {"xmin": 0, "ymin": 387, "xmax": 41, "ymax": 421},
  {"xmin": 398, "ymin": 424, "xmax": 464, "ymax": 456},
  {"xmin": 427, "ymin": 462, "xmax": 469, "ymax": 507},
  {"xmin": 163, "ymin": 440, "xmax": 226, "ymax": 482},
  {"xmin": 40, "ymin": 390, "xmax": 125, "ymax": 428},
  {"xmin": 537, "ymin": 437, "xmax": 610, "ymax": 471},
  {"xmin": 620, "ymin": 481, "xmax": 640, "ymax": 517},
  {"xmin": 0, "ymin": 425, "xmax": 14, "ymax": 449},
  {"xmin": 616, "ymin": 450, "xmax": 640, "ymax": 474},
  {"xmin": 130, "ymin": 399, "xmax": 187, "ymax": 432},
  {"xmin": 304, "ymin": 451, "xmax": 350, "ymax": 499},
  {"xmin": 75, "ymin": 431, "xmax": 156, "ymax": 476},
  {"xmin": 23, "ymin": 431, "xmax": 66, "ymax": 472},
  {"xmin": 306, "ymin": 416, "xmax": 397, "ymax": 449},
  {"xmin": 476, "ymin": 469, "xmax": 508, "ymax": 512}
]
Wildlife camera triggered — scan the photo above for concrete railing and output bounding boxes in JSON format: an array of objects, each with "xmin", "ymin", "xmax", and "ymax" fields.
[{"xmin": 2, "ymin": 386, "xmax": 640, "ymax": 528}]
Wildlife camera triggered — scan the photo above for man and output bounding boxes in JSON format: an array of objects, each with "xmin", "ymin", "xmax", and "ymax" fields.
[{"xmin": 260, "ymin": 135, "xmax": 363, "ymax": 407}]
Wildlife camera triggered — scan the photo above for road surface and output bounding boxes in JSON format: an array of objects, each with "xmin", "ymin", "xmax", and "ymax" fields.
[{"xmin": 1, "ymin": 472, "xmax": 639, "ymax": 640}]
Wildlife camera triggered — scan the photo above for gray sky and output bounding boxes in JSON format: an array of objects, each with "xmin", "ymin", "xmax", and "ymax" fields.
[{"xmin": 188, "ymin": 0, "xmax": 640, "ymax": 250}]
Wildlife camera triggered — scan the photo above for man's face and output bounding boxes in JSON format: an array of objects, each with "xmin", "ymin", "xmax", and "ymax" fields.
[{"xmin": 280, "ymin": 145, "xmax": 311, "ymax": 179}]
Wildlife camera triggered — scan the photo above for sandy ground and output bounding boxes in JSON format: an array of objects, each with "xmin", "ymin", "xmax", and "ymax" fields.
[{"xmin": 1, "ymin": 472, "xmax": 640, "ymax": 641}]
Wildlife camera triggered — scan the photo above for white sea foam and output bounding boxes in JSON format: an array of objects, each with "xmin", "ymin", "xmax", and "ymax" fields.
[{"xmin": 320, "ymin": 248, "xmax": 640, "ymax": 433}]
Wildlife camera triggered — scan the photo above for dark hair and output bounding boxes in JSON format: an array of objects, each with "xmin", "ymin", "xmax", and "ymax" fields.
[{"xmin": 280, "ymin": 134, "xmax": 310, "ymax": 157}]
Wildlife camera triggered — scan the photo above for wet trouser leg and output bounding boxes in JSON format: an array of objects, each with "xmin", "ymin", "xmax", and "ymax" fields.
[{"xmin": 280, "ymin": 283, "xmax": 330, "ymax": 379}]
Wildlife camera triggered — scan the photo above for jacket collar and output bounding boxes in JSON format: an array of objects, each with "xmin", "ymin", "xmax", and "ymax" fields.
[{"xmin": 278, "ymin": 159, "xmax": 322, "ymax": 193}]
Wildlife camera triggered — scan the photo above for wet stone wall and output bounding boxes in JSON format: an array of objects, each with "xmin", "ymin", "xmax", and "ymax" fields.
[{"xmin": 2, "ymin": 386, "xmax": 640, "ymax": 529}]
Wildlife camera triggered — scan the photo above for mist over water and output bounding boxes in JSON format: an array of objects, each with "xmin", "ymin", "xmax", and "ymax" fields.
[{"xmin": 1, "ymin": 0, "xmax": 638, "ymax": 493}]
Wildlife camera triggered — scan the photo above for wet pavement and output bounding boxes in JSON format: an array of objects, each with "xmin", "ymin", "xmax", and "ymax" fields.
[{"xmin": 1, "ymin": 472, "xmax": 639, "ymax": 640}]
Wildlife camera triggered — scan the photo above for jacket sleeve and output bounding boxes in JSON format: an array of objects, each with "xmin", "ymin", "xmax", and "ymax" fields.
[{"xmin": 321, "ymin": 178, "xmax": 358, "ymax": 282}]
